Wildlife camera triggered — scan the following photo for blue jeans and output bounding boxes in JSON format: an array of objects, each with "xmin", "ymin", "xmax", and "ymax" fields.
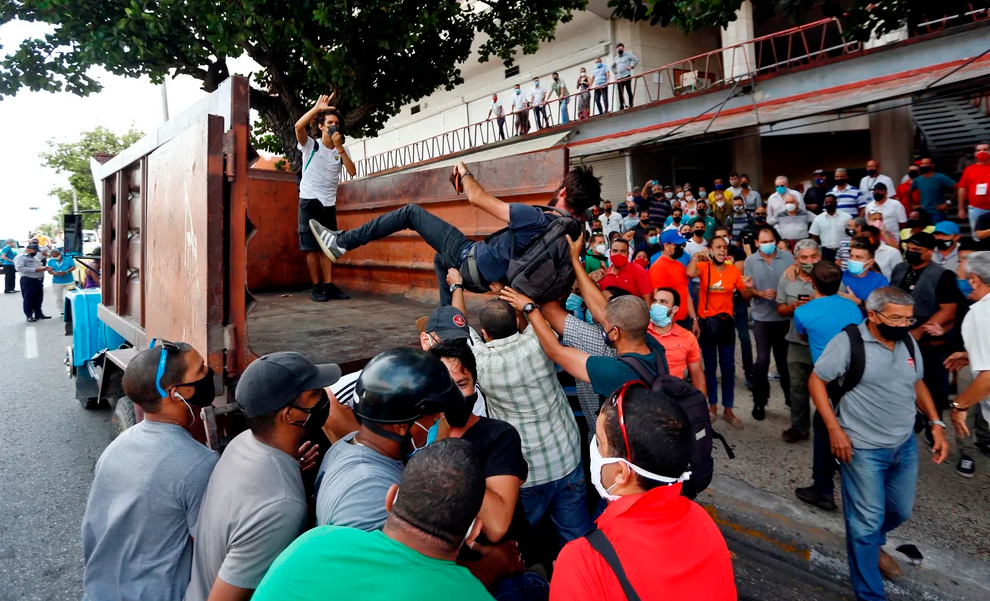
[
  {"xmin": 733, "ymin": 295, "xmax": 754, "ymax": 379},
  {"xmin": 927, "ymin": 209, "xmax": 946, "ymax": 224},
  {"xmin": 840, "ymin": 435, "xmax": 918, "ymax": 601},
  {"xmin": 491, "ymin": 572, "xmax": 550, "ymax": 601},
  {"xmin": 560, "ymin": 98, "xmax": 569, "ymax": 124},
  {"xmin": 519, "ymin": 465, "xmax": 592, "ymax": 546},
  {"xmin": 969, "ymin": 206, "xmax": 990, "ymax": 239},
  {"xmin": 701, "ymin": 341, "xmax": 736, "ymax": 408}
]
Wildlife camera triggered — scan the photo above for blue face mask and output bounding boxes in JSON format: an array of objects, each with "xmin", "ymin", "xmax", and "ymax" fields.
[
  {"xmin": 584, "ymin": 309, "xmax": 596, "ymax": 325},
  {"xmin": 847, "ymin": 259, "xmax": 866, "ymax": 275},
  {"xmin": 647, "ymin": 235, "xmax": 659, "ymax": 245},
  {"xmin": 759, "ymin": 242, "xmax": 777, "ymax": 255},
  {"xmin": 601, "ymin": 325, "xmax": 616, "ymax": 348},
  {"xmin": 776, "ymin": 185, "xmax": 787, "ymax": 195},
  {"xmin": 650, "ymin": 303, "xmax": 672, "ymax": 328},
  {"xmin": 515, "ymin": 89, "xmax": 521, "ymax": 95},
  {"xmin": 565, "ymin": 293, "xmax": 583, "ymax": 312},
  {"xmin": 409, "ymin": 419, "xmax": 439, "ymax": 455},
  {"xmin": 958, "ymin": 277, "xmax": 974, "ymax": 298}
]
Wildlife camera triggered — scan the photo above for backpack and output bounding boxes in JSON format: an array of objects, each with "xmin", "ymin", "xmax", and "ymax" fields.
[
  {"xmin": 826, "ymin": 324, "xmax": 917, "ymax": 412},
  {"xmin": 501, "ymin": 206, "xmax": 584, "ymax": 303},
  {"xmin": 618, "ymin": 355, "xmax": 734, "ymax": 499}
]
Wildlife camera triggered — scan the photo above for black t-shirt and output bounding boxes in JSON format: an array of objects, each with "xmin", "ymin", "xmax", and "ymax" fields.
[
  {"xmin": 630, "ymin": 223, "xmax": 650, "ymax": 248},
  {"xmin": 976, "ymin": 212, "xmax": 990, "ymax": 250},
  {"xmin": 804, "ymin": 186, "xmax": 828, "ymax": 213},
  {"xmin": 899, "ymin": 266, "xmax": 958, "ymax": 341},
  {"xmin": 458, "ymin": 417, "xmax": 534, "ymax": 559}
]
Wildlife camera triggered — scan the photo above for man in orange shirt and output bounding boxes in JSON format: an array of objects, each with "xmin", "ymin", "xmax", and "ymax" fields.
[
  {"xmin": 648, "ymin": 288, "xmax": 706, "ymax": 396},
  {"xmin": 598, "ymin": 238, "xmax": 653, "ymax": 304},
  {"xmin": 549, "ymin": 384, "xmax": 736, "ymax": 601},
  {"xmin": 649, "ymin": 230, "xmax": 700, "ymax": 335}
]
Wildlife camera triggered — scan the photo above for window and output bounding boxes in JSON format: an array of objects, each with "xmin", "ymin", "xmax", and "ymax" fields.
[
  {"xmin": 504, "ymin": 65, "xmax": 520, "ymax": 78},
  {"xmin": 410, "ymin": 104, "xmax": 421, "ymax": 115}
]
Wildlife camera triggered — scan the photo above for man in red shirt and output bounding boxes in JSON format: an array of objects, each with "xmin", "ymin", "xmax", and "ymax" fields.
[
  {"xmin": 896, "ymin": 164, "xmax": 921, "ymax": 217},
  {"xmin": 598, "ymin": 238, "xmax": 652, "ymax": 304},
  {"xmin": 958, "ymin": 142, "xmax": 990, "ymax": 238},
  {"xmin": 549, "ymin": 383, "xmax": 735, "ymax": 601},
  {"xmin": 649, "ymin": 230, "xmax": 700, "ymax": 334}
]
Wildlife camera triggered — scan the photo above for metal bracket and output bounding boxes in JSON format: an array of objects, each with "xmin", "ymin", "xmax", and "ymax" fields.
[
  {"xmin": 223, "ymin": 324, "xmax": 237, "ymax": 375},
  {"xmin": 223, "ymin": 130, "xmax": 237, "ymax": 181}
]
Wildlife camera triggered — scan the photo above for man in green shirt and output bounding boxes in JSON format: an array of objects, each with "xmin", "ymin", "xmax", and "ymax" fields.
[
  {"xmin": 551, "ymin": 72, "xmax": 570, "ymax": 124},
  {"xmin": 253, "ymin": 439, "xmax": 498, "ymax": 601}
]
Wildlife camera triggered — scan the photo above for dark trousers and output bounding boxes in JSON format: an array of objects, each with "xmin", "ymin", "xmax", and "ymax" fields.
[
  {"xmin": 336, "ymin": 204, "xmax": 473, "ymax": 306},
  {"xmin": 533, "ymin": 105, "xmax": 546, "ymax": 130},
  {"xmin": 701, "ymin": 340, "xmax": 736, "ymax": 408},
  {"xmin": 733, "ymin": 296, "xmax": 754, "ymax": 379},
  {"xmin": 812, "ymin": 411, "xmax": 837, "ymax": 497},
  {"xmin": 616, "ymin": 77, "xmax": 633, "ymax": 109},
  {"xmin": 3, "ymin": 264, "xmax": 14, "ymax": 292},
  {"xmin": 594, "ymin": 88, "xmax": 608, "ymax": 114},
  {"xmin": 919, "ymin": 342, "xmax": 950, "ymax": 414},
  {"xmin": 753, "ymin": 320, "xmax": 792, "ymax": 407},
  {"xmin": 20, "ymin": 276, "xmax": 44, "ymax": 318},
  {"xmin": 822, "ymin": 247, "xmax": 838, "ymax": 262},
  {"xmin": 496, "ymin": 116, "xmax": 506, "ymax": 140}
]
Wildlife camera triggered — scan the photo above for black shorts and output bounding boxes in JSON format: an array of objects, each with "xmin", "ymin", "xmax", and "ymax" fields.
[{"xmin": 298, "ymin": 198, "xmax": 337, "ymax": 251}]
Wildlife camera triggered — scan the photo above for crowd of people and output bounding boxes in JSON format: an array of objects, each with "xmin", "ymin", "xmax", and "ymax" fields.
[
  {"xmin": 4, "ymin": 233, "xmax": 99, "ymax": 321},
  {"xmin": 78, "ymin": 125, "xmax": 990, "ymax": 601}
]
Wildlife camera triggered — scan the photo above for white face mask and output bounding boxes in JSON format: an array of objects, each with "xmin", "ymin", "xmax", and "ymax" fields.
[
  {"xmin": 716, "ymin": 200, "xmax": 725, "ymax": 208},
  {"xmin": 594, "ymin": 243, "xmax": 607, "ymax": 255},
  {"xmin": 589, "ymin": 434, "xmax": 691, "ymax": 502},
  {"xmin": 664, "ymin": 192, "xmax": 673, "ymax": 199},
  {"xmin": 785, "ymin": 202, "xmax": 796, "ymax": 212},
  {"xmin": 626, "ymin": 195, "xmax": 634, "ymax": 202}
]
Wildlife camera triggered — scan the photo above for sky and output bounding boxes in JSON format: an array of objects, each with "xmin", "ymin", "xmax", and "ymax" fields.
[{"xmin": 0, "ymin": 20, "xmax": 258, "ymax": 240}]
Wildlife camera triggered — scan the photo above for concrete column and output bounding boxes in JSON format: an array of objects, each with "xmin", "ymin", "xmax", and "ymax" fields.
[
  {"xmin": 720, "ymin": 1, "xmax": 756, "ymax": 82},
  {"xmin": 868, "ymin": 100, "xmax": 914, "ymax": 184},
  {"xmin": 732, "ymin": 127, "xmax": 763, "ymax": 191}
]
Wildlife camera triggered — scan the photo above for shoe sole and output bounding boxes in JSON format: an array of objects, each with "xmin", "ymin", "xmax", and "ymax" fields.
[
  {"xmin": 309, "ymin": 220, "xmax": 339, "ymax": 264},
  {"xmin": 956, "ymin": 470, "xmax": 975, "ymax": 478}
]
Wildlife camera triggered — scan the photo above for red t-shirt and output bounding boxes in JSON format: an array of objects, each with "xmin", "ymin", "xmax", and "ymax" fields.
[
  {"xmin": 649, "ymin": 255, "xmax": 690, "ymax": 320},
  {"xmin": 959, "ymin": 162, "xmax": 990, "ymax": 210},
  {"xmin": 599, "ymin": 263, "xmax": 652, "ymax": 298},
  {"xmin": 895, "ymin": 180, "xmax": 920, "ymax": 214},
  {"xmin": 550, "ymin": 485, "xmax": 736, "ymax": 601}
]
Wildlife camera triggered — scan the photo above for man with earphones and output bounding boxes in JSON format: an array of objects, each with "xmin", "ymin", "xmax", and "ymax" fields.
[{"xmin": 82, "ymin": 341, "xmax": 219, "ymax": 601}]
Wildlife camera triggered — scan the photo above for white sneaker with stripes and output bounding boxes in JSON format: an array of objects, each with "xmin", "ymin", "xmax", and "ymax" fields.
[{"xmin": 309, "ymin": 220, "xmax": 346, "ymax": 262}]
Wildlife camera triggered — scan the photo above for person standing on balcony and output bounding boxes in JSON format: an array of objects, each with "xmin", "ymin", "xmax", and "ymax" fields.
[
  {"xmin": 859, "ymin": 159, "xmax": 899, "ymax": 207},
  {"xmin": 529, "ymin": 77, "xmax": 548, "ymax": 130},
  {"xmin": 551, "ymin": 72, "xmax": 570, "ymax": 125},
  {"xmin": 486, "ymin": 93, "xmax": 506, "ymax": 141},
  {"xmin": 576, "ymin": 67, "xmax": 591, "ymax": 120},
  {"xmin": 957, "ymin": 142, "xmax": 990, "ymax": 237},
  {"xmin": 294, "ymin": 93, "xmax": 357, "ymax": 303},
  {"xmin": 611, "ymin": 43, "xmax": 639, "ymax": 110},
  {"xmin": 910, "ymin": 157, "xmax": 956, "ymax": 224},
  {"xmin": 511, "ymin": 84, "xmax": 529, "ymax": 136},
  {"xmin": 592, "ymin": 57, "xmax": 610, "ymax": 115}
]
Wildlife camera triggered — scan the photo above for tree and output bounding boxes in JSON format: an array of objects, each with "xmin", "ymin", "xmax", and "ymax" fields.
[
  {"xmin": 2, "ymin": 1, "xmax": 587, "ymax": 168},
  {"xmin": 39, "ymin": 126, "xmax": 144, "ymax": 228},
  {"xmin": 607, "ymin": 0, "xmax": 981, "ymax": 40}
]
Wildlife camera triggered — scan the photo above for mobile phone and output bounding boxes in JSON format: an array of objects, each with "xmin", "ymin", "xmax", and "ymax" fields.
[{"xmin": 798, "ymin": 294, "xmax": 809, "ymax": 301}]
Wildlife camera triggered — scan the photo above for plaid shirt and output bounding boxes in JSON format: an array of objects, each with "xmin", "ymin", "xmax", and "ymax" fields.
[
  {"xmin": 563, "ymin": 315, "xmax": 617, "ymax": 432},
  {"xmin": 471, "ymin": 326, "xmax": 581, "ymax": 487}
]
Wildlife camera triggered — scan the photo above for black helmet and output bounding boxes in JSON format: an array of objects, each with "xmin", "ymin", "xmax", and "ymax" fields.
[{"xmin": 353, "ymin": 348, "xmax": 466, "ymax": 424}]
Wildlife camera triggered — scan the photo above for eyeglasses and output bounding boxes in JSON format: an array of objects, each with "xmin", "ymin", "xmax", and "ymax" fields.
[
  {"xmin": 606, "ymin": 381, "xmax": 648, "ymax": 460},
  {"xmin": 292, "ymin": 393, "xmax": 330, "ymax": 416},
  {"xmin": 149, "ymin": 338, "xmax": 181, "ymax": 397},
  {"xmin": 875, "ymin": 312, "xmax": 918, "ymax": 327}
]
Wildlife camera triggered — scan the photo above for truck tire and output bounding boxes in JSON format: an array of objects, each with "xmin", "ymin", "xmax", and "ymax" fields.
[{"xmin": 112, "ymin": 396, "xmax": 136, "ymax": 437}]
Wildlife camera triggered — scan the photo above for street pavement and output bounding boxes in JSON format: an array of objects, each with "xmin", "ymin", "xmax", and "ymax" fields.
[{"xmin": 0, "ymin": 281, "xmax": 116, "ymax": 600}]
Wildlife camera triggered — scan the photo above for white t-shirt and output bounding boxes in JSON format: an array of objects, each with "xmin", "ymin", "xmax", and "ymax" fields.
[
  {"xmin": 529, "ymin": 85, "xmax": 547, "ymax": 105},
  {"xmin": 490, "ymin": 102, "xmax": 504, "ymax": 118},
  {"xmin": 864, "ymin": 199, "xmax": 907, "ymax": 234},
  {"xmin": 873, "ymin": 242, "xmax": 902, "ymax": 280},
  {"xmin": 859, "ymin": 174, "xmax": 898, "ymax": 200},
  {"xmin": 809, "ymin": 209, "xmax": 853, "ymax": 248},
  {"xmin": 961, "ymin": 293, "xmax": 990, "ymax": 422},
  {"xmin": 331, "ymin": 369, "xmax": 487, "ymax": 417},
  {"xmin": 512, "ymin": 92, "xmax": 527, "ymax": 112},
  {"xmin": 297, "ymin": 137, "xmax": 344, "ymax": 207}
]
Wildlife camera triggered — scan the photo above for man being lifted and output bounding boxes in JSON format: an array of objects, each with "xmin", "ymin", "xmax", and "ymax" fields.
[
  {"xmin": 309, "ymin": 161, "xmax": 601, "ymax": 306},
  {"xmin": 295, "ymin": 93, "xmax": 357, "ymax": 302}
]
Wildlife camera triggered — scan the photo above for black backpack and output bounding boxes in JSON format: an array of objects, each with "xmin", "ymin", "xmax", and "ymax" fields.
[
  {"xmin": 503, "ymin": 206, "xmax": 583, "ymax": 304},
  {"xmin": 827, "ymin": 324, "xmax": 917, "ymax": 412},
  {"xmin": 618, "ymin": 355, "xmax": 734, "ymax": 499}
]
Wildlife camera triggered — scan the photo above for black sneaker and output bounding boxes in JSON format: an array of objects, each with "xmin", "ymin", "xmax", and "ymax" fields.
[
  {"xmin": 781, "ymin": 427, "xmax": 809, "ymax": 443},
  {"xmin": 956, "ymin": 454, "xmax": 975, "ymax": 478},
  {"xmin": 752, "ymin": 404, "xmax": 766, "ymax": 421},
  {"xmin": 36, "ymin": 314, "xmax": 51, "ymax": 320},
  {"xmin": 975, "ymin": 441, "xmax": 990, "ymax": 458},
  {"xmin": 311, "ymin": 284, "xmax": 329, "ymax": 303},
  {"xmin": 309, "ymin": 221, "xmax": 346, "ymax": 262},
  {"xmin": 795, "ymin": 486, "xmax": 837, "ymax": 511},
  {"xmin": 324, "ymin": 283, "xmax": 350, "ymax": 300},
  {"xmin": 26, "ymin": 317, "xmax": 37, "ymax": 323}
]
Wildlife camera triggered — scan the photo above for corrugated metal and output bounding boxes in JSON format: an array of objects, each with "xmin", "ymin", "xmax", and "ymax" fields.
[{"xmin": 573, "ymin": 153, "xmax": 628, "ymax": 205}]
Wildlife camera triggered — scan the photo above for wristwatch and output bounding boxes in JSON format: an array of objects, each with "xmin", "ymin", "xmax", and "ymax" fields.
[
  {"xmin": 930, "ymin": 420, "xmax": 947, "ymax": 429},
  {"xmin": 449, "ymin": 283, "xmax": 464, "ymax": 292},
  {"xmin": 951, "ymin": 401, "xmax": 969, "ymax": 413},
  {"xmin": 522, "ymin": 302, "xmax": 538, "ymax": 315}
]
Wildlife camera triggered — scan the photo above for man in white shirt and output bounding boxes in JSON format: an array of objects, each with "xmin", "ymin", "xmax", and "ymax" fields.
[
  {"xmin": 511, "ymin": 84, "xmax": 529, "ymax": 135},
  {"xmin": 809, "ymin": 193, "xmax": 852, "ymax": 261},
  {"xmin": 863, "ymin": 183, "xmax": 907, "ymax": 233},
  {"xmin": 529, "ymin": 77, "xmax": 548, "ymax": 130},
  {"xmin": 949, "ymin": 251, "xmax": 990, "ymax": 471},
  {"xmin": 862, "ymin": 224, "xmax": 902, "ymax": 280},
  {"xmin": 859, "ymin": 159, "xmax": 899, "ymax": 202},
  {"xmin": 766, "ymin": 175, "xmax": 805, "ymax": 222},
  {"xmin": 486, "ymin": 93, "xmax": 506, "ymax": 140},
  {"xmin": 294, "ymin": 94, "xmax": 357, "ymax": 302},
  {"xmin": 599, "ymin": 200, "xmax": 623, "ymax": 239}
]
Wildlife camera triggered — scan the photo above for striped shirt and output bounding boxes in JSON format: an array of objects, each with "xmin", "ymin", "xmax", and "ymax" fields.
[
  {"xmin": 471, "ymin": 326, "xmax": 581, "ymax": 487},
  {"xmin": 730, "ymin": 212, "xmax": 751, "ymax": 242},
  {"xmin": 829, "ymin": 185, "xmax": 865, "ymax": 215}
]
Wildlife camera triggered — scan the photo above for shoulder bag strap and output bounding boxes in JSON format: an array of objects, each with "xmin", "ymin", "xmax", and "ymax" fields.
[
  {"xmin": 585, "ymin": 529, "xmax": 642, "ymax": 601},
  {"xmin": 618, "ymin": 355, "xmax": 656, "ymax": 386},
  {"xmin": 303, "ymin": 142, "xmax": 319, "ymax": 173},
  {"xmin": 841, "ymin": 325, "xmax": 866, "ymax": 396}
]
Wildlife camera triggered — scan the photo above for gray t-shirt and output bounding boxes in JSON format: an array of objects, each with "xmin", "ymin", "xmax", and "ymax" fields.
[
  {"xmin": 744, "ymin": 250, "xmax": 794, "ymax": 322},
  {"xmin": 82, "ymin": 420, "xmax": 217, "ymax": 601},
  {"xmin": 813, "ymin": 322, "xmax": 924, "ymax": 449},
  {"xmin": 186, "ymin": 431, "xmax": 307, "ymax": 599},
  {"xmin": 776, "ymin": 274, "xmax": 816, "ymax": 345},
  {"xmin": 315, "ymin": 431, "xmax": 405, "ymax": 531}
]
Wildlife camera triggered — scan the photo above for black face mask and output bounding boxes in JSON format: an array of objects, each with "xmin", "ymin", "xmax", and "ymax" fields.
[
  {"xmin": 866, "ymin": 169, "xmax": 878, "ymax": 177},
  {"xmin": 845, "ymin": 227, "xmax": 856, "ymax": 237},
  {"xmin": 173, "ymin": 368, "xmax": 216, "ymax": 406},
  {"xmin": 876, "ymin": 322, "xmax": 911, "ymax": 342},
  {"xmin": 672, "ymin": 216, "xmax": 681, "ymax": 224},
  {"xmin": 444, "ymin": 394, "xmax": 474, "ymax": 428},
  {"xmin": 741, "ymin": 183, "xmax": 749, "ymax": 189},
  {"xmin": 671, "ymin": 246, "xmax": 684, "ymax": 260},
  {"xmin": 324, "ymin": 125, "xmax": 338, "ymax": 138},
  {"xmin": 754, "ymin": 215, "xmax": 767, "ymax": 223},
  {"xmin": 905, "ymin": 250, "xmax": 924, "ymax": 266},
  {"xmin": 825, "ymin": 203, "xmax": 837, "ymax": 214},
  {"xmin": 906, "ymin": 219, "xmax": 922, "ymax": 229},
  {"xmin": 697, "ymin": 210, "xmax": 706, "ymax": 217},
  {"xmin": 291, "ymin": 391, "xmax": 331, "ymax": 434},
  {"xmin": 694, "ymin": 230, "xmax": 706, "ymax": 238},
  {"xmin": 908, "ymin": 171, "xmax": 920, "ymax": 179},
  {"xmin": 919, "ymin": 166, "xmax": 931, "ymax": 174},
  {"xmin": 936, "ymin": 239, "xmax": 954, "ymax": 250},
  {"xmin": 834, "ymin": 177, "xmax": 847, "ymax": 185},
  {"xmin": 873, "ymin": 192, "xmax": 885, "ymax": 202}
]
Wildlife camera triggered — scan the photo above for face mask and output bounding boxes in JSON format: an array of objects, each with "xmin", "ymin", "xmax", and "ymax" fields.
[
  {"xmin": 754, "ymin": 214, "xmax": 767, "ymax": 223},
  {"xmin": 650, "ymin": 303, "xmax": 673, "ymax": 327},
  {"xmin": 409, "ymin": 418, "xmax": 440, "ymax": 455},
  {"xmin": 589, "ymin": 435, "xmax": 690, "ymax": 502},
  {"xmin": 825, "ymin": 203, "xmax": 837, "ymax": 214},
  {"xmin": 617, "ymin": 49, "xmax": 624, "ymax": 55},
  {"xmin": 565, "ymin": 293, "xmax": 583, "ymax": 312},
  {"xmin": 677, "ymin": 192, "xmax": 684, "ymax": 199},
  {"xmin": 594, "ymin": 243, "xmax": 607, "ymax": 255},
  {"xmin": 814, "ymin": 177, "xmax": 825, "ymax": 186},
  {"xmin": 870, "ymin": 219, "xmax": 884, "ymax": 229},
  {"xmin": 845, "ymin": 228, "xmax": 856, "ymax": 237},
  {"xmin": 834, "ymin": 178, "xmax": 847, "ymax": 185},
  {"xmin": 866, "ymin": 168, "xmax": 878, "ymax": 177},
  {"xmin": 759, "ymin": 242, "xmax": 777, "ymax": 255},
  {"xmin": 585, "ymin": 309, "xmax": 596, "ymax": 325},
  {"xmin": 733, "ymin": 206, "xmax": 744, "ymax": 213},
  {"xmin": 905, "ymin": 250, "xmax": 924, "ymax": 266},
  {"xmin": 698, "ymin": 191, "xmax": 707, "ymax": 198},
  {"xmin": 906, "ymin": 218, "xmax": 922, "ymax": 229},
  {"xmin": 581, "ymin": 70, "xmax": 586, "ymax": 75},
  {"xmin": 936, "ymin": 239, "xmax": 954, "ymax": 250},
  {"xmin": 534, "ymin": 80, "xmax": 539, "ymax": 86},
  {"xmin": 716, "ymin": 200, "xmax": 725, "ymax": 208},
  {"xmin": 800, "ymin": 262, "xmax": 815, "ymax": 274},
  {"xmin": 290, "ymin": 391, "xmax": 331, "ymax": 435},
  {"xmin": 323, "ymin": 125, "xmax": 338, "ymax": 138},
  {"xmin": 605, "ymin": 207, "xmax": 611, "ymax": 213},
  {"xmin": 672, "ymin": 216, "xmax": 681, "ymax": 224},
  {"xmin": 626, "ymin": 195, "xmax": 634, "ymax": 202},
  {"xmin": 647, "ymin": 235, "xmax": 659, "ymax": 245},
  {"xmin": 600, "ymin": 326, "xmax": 616, "ymax": 348},
  {"xmin": 684, "ymin": 196, "xmax": 694, "ymax": 203},
  {"xmin": 958, "ymin": 277, "xmax": 974, "ymax": 298},
  {"xmin": 634, "ymin": 257, "xmax": 649, "ymax": 269},
  {"xmin": 976, "ymin": 150, "xmax": 990, "ymax": 162},
  {"xmin": 873, "ymin": 193, "xmax": 885, "ymax": 202},
  {"xmin": 553, "ymin": 76, "xmax": 558, "ymax": 82},
  {"xmin": 515, "ymin": 89, "xmax": 521, "ymax": 95},
  {"xmin": 776, "ymin": 185, "xmax": 787, "ymax": 195},
  {"xmin": 785, "ymin": 202, "xmax": 796, "ymax": 213},
  {"xmin": 908, "ymin": 170, "xmax": 920, "ymax": 179},
  {"xmin": 876, "ymin": 321, "xmax": 910, "ymax": 342},
  {"xmin": 671, "ymin": 246, "xmax": 684, "ymax": 259},
  {"xmin": 741, "ymin": 182, "xmax": 750, "ymax": 189},
  {"xmin": 715, "ymin": 183, "xmax": 724, "ymax": 190},
  {"xmin": 664, "ymin": 192, "xmax": 673, "ymax": 199},
  {"xmin": 696, "ymin": 209, "xmax": 706, "ymax": 217},
  {"xmin": 919, "ymin": 166, "xmax": 931, "ymax": 174},
  {"xmin": 847, "ymin": 259, "xmax": 867, "ymax": 275},
  {"xmin": 694, "ymin": 230, "xmax": 706, "ymax": 239},
  {"xmin": 610, "ymin": 253, "xmax": 629, "ymax": 269},
  {"xmin": 172, "ymin": 368, "xmax": 216, "ymax": 407}
]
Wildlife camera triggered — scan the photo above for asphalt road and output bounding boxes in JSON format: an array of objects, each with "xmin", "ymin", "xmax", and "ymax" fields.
[{"xmin": 0, "ymin": 282, "xmax": 116, "ymax": 601}]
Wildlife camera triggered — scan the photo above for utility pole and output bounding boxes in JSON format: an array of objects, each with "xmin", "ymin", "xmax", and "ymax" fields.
[
  {"xmin": 73, "ymin": 188, "xmax": 78, "ymax": 214},
  {"xmin": 161, "ymin": 79, "xmax": 170, "ymax": 123}
]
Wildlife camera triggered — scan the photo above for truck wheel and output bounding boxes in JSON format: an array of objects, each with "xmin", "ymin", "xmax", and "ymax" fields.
[{"xmin": 112, "ymin": 396, "xmax": 136, "ymax": 436}]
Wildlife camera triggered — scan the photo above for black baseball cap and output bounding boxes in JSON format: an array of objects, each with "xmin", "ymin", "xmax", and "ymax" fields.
[
  {"xmin": 904, "ymin": 232, "xmax": 937, "ymax": 250},
  {"xmin": 873, "ymin": 182, "xmax": 887, "ymax": 191},
  {"xmin": 236, "ymin": 352, "xmax": 341, "ymax": 418},
  {"xmin": 418, "ymin": 306, "xmax": 471, "ymax": 341}
]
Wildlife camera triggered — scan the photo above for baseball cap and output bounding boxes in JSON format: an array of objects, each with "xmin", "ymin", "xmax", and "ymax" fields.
[
  {"xmin": 418, "ymin": 306, "xmax": 470, "ymax": 341},
  {"xmin": 904, "ymin": 232, "xmax": 937, "ymax": 250},
  {"xmin": 661, "ymin": 230, "xmax": 687, "ymax": 245},
  {"xmin": 933, "ymin": 221, "xmax": 960, "ymax": 236},
  {"xmin": 813, "ymin": 169, "xmax": 825, "ymax": 175},
  {"xmin": 26, "ymin": 243, "xmax": 40, "ymax": 252},
  {"xmin": 873, "ymin": 182, "xmax": 887, "ymax": 192},
  {"xmin": 236, "ymin": 352, "xmax": 341, "ymax": 418}
]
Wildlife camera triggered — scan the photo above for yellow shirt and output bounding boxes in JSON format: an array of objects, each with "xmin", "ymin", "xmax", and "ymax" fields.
[{"xmin": 707, "ymin": 190, "xmax": 734, "ymax": 206}]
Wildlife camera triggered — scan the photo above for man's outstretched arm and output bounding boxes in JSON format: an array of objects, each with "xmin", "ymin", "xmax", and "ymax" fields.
[
  {"xmin": 456, "ymin": 161, "xmax": 511, "ymax": 223},
  {"xmin": 501, "ymin": 287, "xmax": 591, "ymax": 383},
  {"xmin": 567, "ymin": 234, "xmax": 608, "ymax": 323},
  {"xmin": 294, "ymin": 94, "xmax": 333, "ymax": 147}
]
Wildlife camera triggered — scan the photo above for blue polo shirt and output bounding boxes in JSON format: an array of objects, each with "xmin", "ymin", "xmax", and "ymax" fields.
[
  {"xmin": 793, "ymin": 295, "xmax": 864, "ymax": 363},
  {"xmin": 910, "ymin": 173, "xmax": 956, "ymax": 214},
  {"xmin": 841, "ymin": 270, "xmax": 889, "ymax": 316},
  {"xmin": 48, "ymin": 256, "xmax": 76, "ymax": 284},
  {"xmin": 1, "ymin": 245, "xmax": 16, "ymax": 266}
]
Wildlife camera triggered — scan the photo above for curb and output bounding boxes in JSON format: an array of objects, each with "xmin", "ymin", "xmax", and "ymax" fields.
[{"xmin": 696, "ymin": 475, "xmax": 990, "ymax": 600}]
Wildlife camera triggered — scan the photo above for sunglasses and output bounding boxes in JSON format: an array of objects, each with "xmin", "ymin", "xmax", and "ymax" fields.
[
  {"xmin": 605, "ymin": 381, "xmax": 649, "ymax": 460},
  {"xmin": 149, "ymin": 338, "xmax": 182, "ymax": 397}
]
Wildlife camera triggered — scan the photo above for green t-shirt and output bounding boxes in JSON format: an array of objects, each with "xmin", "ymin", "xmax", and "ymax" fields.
[
  {"xmin": 253, "ymin": 526, "xmax": 494, "ymax": 601},
  {"xmin": 585, "ymin": 337, "xmax": 669, "ymax": 397},
  {"xmin": 585, "ymin": 250, "xmax": 605, "ymax": 273}
]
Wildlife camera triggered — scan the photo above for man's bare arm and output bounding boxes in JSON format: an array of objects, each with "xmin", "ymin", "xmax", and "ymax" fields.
[
  {"xmin": 478, "ymin": 475, "xmax": 523, "ymax": 543},
  {"xmin": 567, "ymin": 235, "xmax": 608, "ymax": 322},
  {"xmin": 500, "ymin": 288, "xmax": 592, "ymax": 383},
  {"xmin": 294, "ymin": 94, "xmax": 333, "ymax": 147},
  {"xmin": 456, "ymin": 162, "xmax": 511, "ymax": 223},
  {"xmin": 334, "ymin": 134, "xmax": 357, "ymax": 177}
]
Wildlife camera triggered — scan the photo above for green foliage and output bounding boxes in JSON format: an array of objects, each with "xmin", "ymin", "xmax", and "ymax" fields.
[
  {"xmin": 39, "ymin": 125, "xmax": 143, "ymax": 227},
  {"xmin": 3, "ymin": 1, "xmax": 587, "ymax": 166},
  {"xmin": 33, "ymin": 222, "xmax": 56, "ymax": 237}
]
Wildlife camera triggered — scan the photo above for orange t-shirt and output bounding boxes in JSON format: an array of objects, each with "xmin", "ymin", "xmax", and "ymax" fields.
[
  {"xmin": 648, "ymin": 322, "xmax": 701, "ymax": 377},
  {"xmin": 697, "ymin": 262, "xmax": 744, "ymax": 318},
  {"xmin": 649, "ymin": 256, "xmax": 690, "ymax": 321}
]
